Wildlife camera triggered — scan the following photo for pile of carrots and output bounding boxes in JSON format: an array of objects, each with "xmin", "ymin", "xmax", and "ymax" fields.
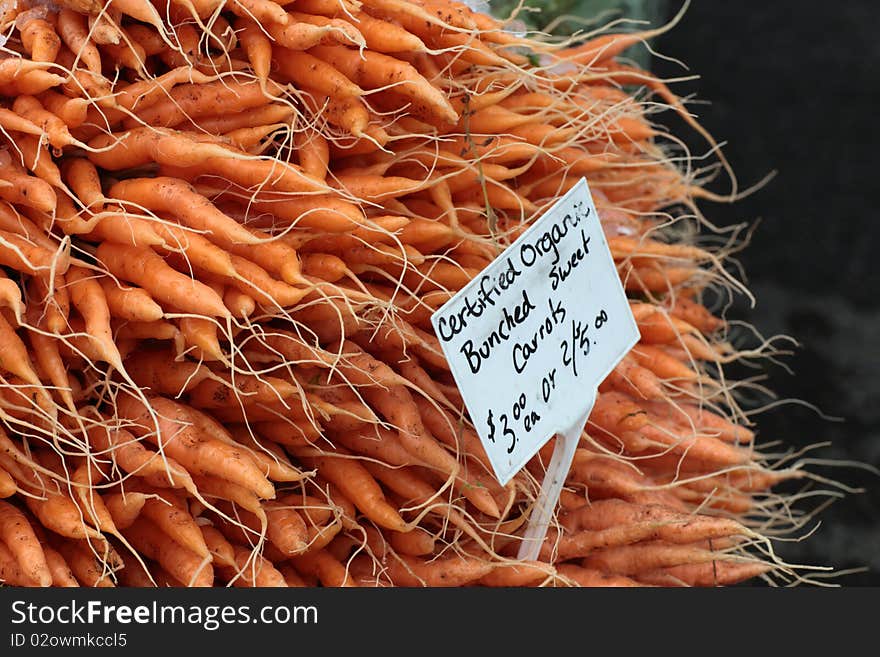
[{"xmin": 0, "ymin": 0, "xmax": 830, "ymax": 587}]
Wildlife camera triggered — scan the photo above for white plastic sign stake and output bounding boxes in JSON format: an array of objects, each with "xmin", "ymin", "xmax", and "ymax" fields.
[{"xmin": 431, "ymin": 178, "xmax": 640, "ymax": 559}]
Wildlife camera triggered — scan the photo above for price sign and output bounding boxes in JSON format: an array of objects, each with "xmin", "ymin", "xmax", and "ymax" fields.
[{"xmin": 431, "ymin": 178, "xmax": 640, "ymax": 558}]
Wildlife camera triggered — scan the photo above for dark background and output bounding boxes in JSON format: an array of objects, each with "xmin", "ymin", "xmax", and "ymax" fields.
[{"xmin": 650, "ymin": 2, "xmax": 880, "ymax": 584}]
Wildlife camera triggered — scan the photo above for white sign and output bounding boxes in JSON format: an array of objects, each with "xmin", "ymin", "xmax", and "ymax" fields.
[{"xmin": 431, "ymin": 178, "xmax": 639, "ymax": 557}]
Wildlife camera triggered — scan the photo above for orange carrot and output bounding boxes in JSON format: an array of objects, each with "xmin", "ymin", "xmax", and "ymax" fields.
[
  {"xmin": 555, "ymin": 563, "xmax": 643, "ymax": 587},
  {"xmin": 103, "ymin": 492, "xmax": 147, "ymax": 530},
  {"xmin": 296, "ymin": 450, "xmax": 408, "ymax": 532},
  {"xmin": 200, "ymin": 524, "xmax": 236, "ymax": 568},
  {"xmin": 0, "ymin": 500, "xmax": 52, "ymax": 586},
  {"xmin": 43, "ymin": 545, "xmax": 80, "ymax": 587},
  {"xmin": 0, "ymin": 467, "xmax": 15, "ymax": 498},
  {"xmin": 140, "ymin": 494, "xmax": 210, "ymax": 559},
  {"xmin": 97, "ymin": 277, "xmax": 164, "ymax": 322},
  {"xmin": 66, "ymin": 267, "xmax": 122, "ymax": 367},
  {"xmin": 19, "ymin": 18, "xmax": 62, "ymax": 63},
  {"xmin": 293, "ymin": 549, "xmax": 356, "ymax": 587},
  {"xmin": 123, "ymin": 516, "xmax": 213, "ymax": 587},
  {"xmin": 388, "ymin": 527, "xmax": 435, "ymax": 557},
  {"xmin": 116, "ymin": 395, "xmax": 275, "ymax": 501},
  {"xmin": 50, "ymin": 538, "xmax": 117, "ymax": 588},
  {"xmin": 96, "ymin": 243, "xmax": 230, "ymax": 318},
  {"xmin": 385, "ymin": 552, "xmax": 495, "ymax": 587},
  {"xmin": 580, "ymin": 540, "xmax": 731, "ymax": 576},
  {"xmin": 220, "ymin": 544, "xmax": 286, "ymax": 587},
  {"xmin": 109, "ymin": 177, "xmax": 261, "ymax": 247}
]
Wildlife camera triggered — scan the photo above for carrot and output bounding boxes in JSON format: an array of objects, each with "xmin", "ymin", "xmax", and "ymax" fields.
[
  {"xmin": 293, "ymin": 549, "xmax": 356, "ymax": 587},
  {"xmin": 14, "ymin": 95, "xmax": 82, "ymax": 151},
  {"xmin": 221, "ymin": 254, "xmax": 308, "ymax": 307},
  {"xmin": 332, "ymin": 425, "xmax": 423, "ymax": 469},
  {"xmin": 630, "ymin": 343, "xmax": 699, "ymax": 382},
  {"xmin": 0, "ymin": 202, "xmax": 61, "ymax": 253},
  {"xmin": 177, "ymin": 316, "xmax": 225, "ymax": 361},
  {"xmin": 0, "ymin": 311, "xmax": 44, "ymax": 388},
  {"xmin": 0, "ymin": 269, "xmax": 24, "ymax": 324},
  {"xmin": 115, "ymin": 551, "xmax": 158, "ymax": 587},
  {"xmin": 310, "ymin": 45, "xmax": 458, "ymax": 125},
  {"xmin": 292, "ymin": 0, "xmax": 360, "ymax": 15},
  {"xmin": 187, "ymin": 373, "xmax": 301, "ymax": 413},
  {"xmin": 0, "ymin": 500, "xmax": 52, "ymax": 586},
  {"xmin": 110, "ymin": 177, "xmax": 262, "ymax": 247},
  {"xmin": 246, "ymin": 417, "xmax": 323, "ymax": 448},
  {"xmin": 0, "ymin": 168, "xmax": 58, "ymax": 215},
  {"xmin": 200, "ymin": 524, "xmax": 236, "ymax": 568},
  {"xmin": 388, "ymin": 527, "xmax": 435, "ymax": 556},
  {"xmin": 49, "ymin": 538, "xmax": 119, "ymax": 588},
  {"xmin": 635, "ymin": 421, "xmax": 754, "ymax": 469},
  {"xmin": 0, "ymin": 467, "xmax": 15, "ymax": 498},
  {"xmin": 0, "ymin": 108, "xmax": 45, "ymax": 139},
  {"xmin": 86, "ymin": 9, "xmax": 122, "ymax": 45},
  {"xmin": 69, "ymin": 462, "xmax": 120, "ymax": 539},
  {"xmin": 188, "ymin": 410, "xmax": 309, "ymax": 484},
  {"xmin": 123, "ymin": 515, "xmax": 214, "ymax": 587},
  {"xmin": 19, "ymin": 17, "xmax": 62, "ymax": 63},
  {"xmin": 475, "ymin": 561, "xmax": 552, "ymax": 587},
  {"xmin": 236, "ymin": 17, "xmax": 272, "ymax": 89},
  {"xmin": 43, "ymin": 545, "xmax": 80, "ymax": 587},
  {"xmin": 580, "ymin": 540, "xmax": 731, "ymax": 576},
  {"xmin": 12, "ymin": 133, "xmax": 65, "ymax": 190},
  {"xmin": 125, "ymin": 78, "xmax": 281, "ymax": 130},
  {"xmin": 96, "ymin": 242, "xmax": 230, "ymax": 318},
  {"xmin": 116, "ymin": 395, "xmax": 275, "ymax": 501},
  {"xmin": 85, "ymin": 127, "xmax": 233, "ymax": 168},
  {"xmin": 300, "ymin": 253, "xmax": 348, "ymax": 282},
  {"xmin": 385, "ymin": 552, "xmax": 495, "ymax": 587},
  {"xmin": 23, "ymin": 491, "xmax": 105, "ymax": 542},
  {"xmin": 636, "ymin": 560, "xmax": 773, "ymax": 587},
  {"xmin": 66, "ymin": 266, "xmax": 122, "ymax": 367},
  {"xmin": 56, "ymin": 8, "xmax": 103, "ymax": 74},
  {"xmin": 155, "ymin": 225, "xmax": 236, "ymax": 279},
  {"xmin": 100, "ymin": 35, "xmax": 148, "ymax": 72},
  {"xmin": 555, "ymin": 563, "xmax": 643, "ymax": 587},
  {"xmin": 122, "ymin": 346, "xmax": 212, "ymax": 396},
  {"xmin": 188, "ymin": 103, "xmax": 295, "ymax": 135},
  {"xmin": 263, "ymin": 18, "xmax": 351, "ymax": 51},
  {"xmin": 293, "ymin": 129, "xmax": 331, "ymax": 180},
  {"xmin": 0, "ymin": 57, "xmax": 56, "ymax": 85},
  {"xmin": 213, "ymin": 498, "xmax": 308, "ymax": 557},
  {"xmin": 296, "ymin": 450, "xmax": 408, "ymax": 532},
  {"xmin": 61, "ymin": 158, "xmax": 104, "ymax": 210},
  {"xmin": 364, "ymin": 462, "xmax": 487, "ymax": 547},
  {"xmin": 546, "ymin": 500, "xmax": 749, "ymax": 561},
  {"xmin": 103, "ymin": 492, "xmax": 147, "ymax": 530},
  {"xmin": 347, "ymin": 11, "xmax": 428, "ymax": 52},
  {"xmin": 199, "ymin": 185, "xmax": 367, "ymax": 232},
  {"xmin": 113, "ymin": 319, "xmax": 181, "ymax": 344},
  {"xmin": 220, "ymin": 544, "xmax": 286, "ymax": 587},
  {"xmin": 0, "ymin": 541, "xmax": 34, "ymax": 586},
  {"xmin": 358, "ymin": 375, "xmax": 499, "ymax": 516},
  {"xmin": 223, "ymin": 288, "xmax": 256, "ymax": 318},
  {"xmin": 279, "ymin": 563, "xmax": 308, "ymax": 587},
  {"xmin": 639, "ymin": 400, "xmax": 754, "ymax": 444},
  {"xmin": 140, "ymin": 494, "xmax": 210, "ymax": 558},
  {"xmin": 226, "ymin": 0, "xmax": 289, "ymax": 25},
  {"xmin": 601, "ymin": 352, "xmax": 667, "ymax": 401},
  {"xmin": 97, "ymin": 277, "xmax": 164, "ymax": 322},
  {"xmin": 168, "ymin": 149, "xmax": 326, "ymax": 195},
  {"xmin": 569, "ymin": 450, "xmax": 686, "ymax": 510}
]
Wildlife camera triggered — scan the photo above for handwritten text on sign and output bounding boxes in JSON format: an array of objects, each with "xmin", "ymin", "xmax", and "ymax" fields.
[{"xmin": 431, "ymin": 179, "xmax": 640, "ymax": 485}]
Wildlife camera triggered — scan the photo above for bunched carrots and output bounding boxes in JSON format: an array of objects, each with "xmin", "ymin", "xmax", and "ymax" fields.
[{"xmin": 0, "ymin": 0, "xmax": 838, "ymax": 590}]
